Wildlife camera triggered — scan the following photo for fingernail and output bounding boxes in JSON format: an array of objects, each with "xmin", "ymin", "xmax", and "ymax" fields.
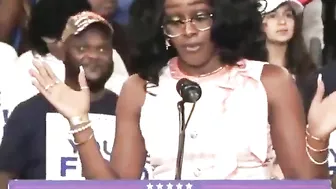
[
  {"xmin": 79, "ymin": 66, "xmax": 84, "ymax": 72},
  {"xmin": 31, "ymin": 77, "xmax": 37, "ymax": 83},
  {"xmin": 317, "ymin": 74, "xmax": 322, "ymax": 83}
]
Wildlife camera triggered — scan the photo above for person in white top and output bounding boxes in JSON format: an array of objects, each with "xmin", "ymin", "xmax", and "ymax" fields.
[
  {"xmin": 261, "ymin": 0, "xmax": 316, "ymax": 81},
  {"xmin": 0, "ymin": 42, "xmax": 18, "ymax": 140},
  {"xmin": 0, "ymin": 42, "xmax": 17, "ymax": 63},
  {"xmin": 261, "ymin": 0, "xmax": 319, "ymax": 179},
  {"xmin": 0, "ymin": 42, "xmax": 17, "ymax": 86}
]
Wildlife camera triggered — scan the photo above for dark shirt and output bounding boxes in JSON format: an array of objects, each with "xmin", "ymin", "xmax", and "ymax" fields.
[
  {"xmin": 299, "ymin": 63, "xmax": 336, "ymax": 115},
  {"xmin": 0, "ymin": 90, "xmax": 118, "ymax": 179}
]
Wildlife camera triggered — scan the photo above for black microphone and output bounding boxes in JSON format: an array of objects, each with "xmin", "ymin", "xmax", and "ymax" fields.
[
  {"xmin": 176, "ymin": 78, "xmax": 202, "ymax": 103},
  {"xmin": 175, "ymin": 78, "xmax": 201, "ymax": 179}
]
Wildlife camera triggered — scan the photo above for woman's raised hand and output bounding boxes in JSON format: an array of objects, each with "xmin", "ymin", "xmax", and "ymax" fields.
[
  {"xmin": 308, "ymin": 74, "xmax": 336, "ymax": 139},
  {"xmin": 30, "ymin": 60, "xmax": 90, "ymax": 120}
]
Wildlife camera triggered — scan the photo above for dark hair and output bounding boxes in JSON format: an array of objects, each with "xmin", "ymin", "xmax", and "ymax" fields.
[
  {"xmin": 111, "ymin": 21, "xmax": 133, "ymax": 74},
  {"xmin": 128, "ymin": 0, "xmax": 267, "ymax": 85},
  {"xmin": 28, "ymin": 0, "xmax": 91, "ymax": 55},
  {"xmin": 285, "ymin": 10, "xmax": 316, "ymax": 81}
]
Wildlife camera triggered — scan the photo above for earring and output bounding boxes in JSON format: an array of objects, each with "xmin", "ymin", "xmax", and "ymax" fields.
[{"xmin": 165, "ymin": 39, "xmax": 171, "ymax": 50}]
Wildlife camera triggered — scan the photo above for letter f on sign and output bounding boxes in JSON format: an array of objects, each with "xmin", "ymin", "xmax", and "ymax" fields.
[{"xmin": 60, "ymin": 157, "xmax": 77, "ymax": 177}]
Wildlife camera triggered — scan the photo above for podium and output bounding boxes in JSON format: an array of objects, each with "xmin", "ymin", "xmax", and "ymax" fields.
[{"xmin": 9, "ymin": 180, "xmax": 331, "ymax": 189}]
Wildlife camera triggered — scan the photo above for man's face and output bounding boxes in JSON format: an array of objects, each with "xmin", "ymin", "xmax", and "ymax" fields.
[{"xmin": 64, "ymin": 23, "xmax": 114, "ymax": 92}]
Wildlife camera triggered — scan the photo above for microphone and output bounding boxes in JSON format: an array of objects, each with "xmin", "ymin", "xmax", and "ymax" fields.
[
  {"xmin": 176, "ymin": 78, "xmax": 202, "ymax": 103},
  {"xmin": 175, "ymin": 78, "xmax": 202, "ymax": 180}
]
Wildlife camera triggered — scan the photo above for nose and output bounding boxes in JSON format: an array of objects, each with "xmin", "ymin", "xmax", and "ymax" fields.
[
  {"xmin": 277, "ymin": 16, "xmax": 287, "ymax": 25},
  {"xmin": 82, "ymin": 51, "xmax": 100, "ymax": 62},
  {"xmin": 184, "ymin": 21, "xmax": 198, "ymax": 37}
]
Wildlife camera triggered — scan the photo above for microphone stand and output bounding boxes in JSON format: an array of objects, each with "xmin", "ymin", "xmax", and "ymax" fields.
[{"xmin": 175, "ymin": 101, "xmax": 187, "ymax": 180}]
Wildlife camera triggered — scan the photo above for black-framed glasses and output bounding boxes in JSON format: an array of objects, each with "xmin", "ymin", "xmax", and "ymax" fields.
[{"xmin": 162, "ymin": 13, "xmax": 214, "ymax": 38}]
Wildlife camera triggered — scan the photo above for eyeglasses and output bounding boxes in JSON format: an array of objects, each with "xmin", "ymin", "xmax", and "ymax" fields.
[{"xmin": 162, "ymin": 13, "xmax": 213, "ymax": 38}]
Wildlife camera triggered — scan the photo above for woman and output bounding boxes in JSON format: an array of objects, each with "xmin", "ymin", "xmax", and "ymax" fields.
[
  {"xmin": 30, "ymin": 0, "xmax": 335, "ymax": 179},
  {"xmin": 262, "ymin": 0, "xmax": 316, "ymax": 81},
  {"xmin": 262, "ymin": 0, "xmax": 317, "ymax": 179}
]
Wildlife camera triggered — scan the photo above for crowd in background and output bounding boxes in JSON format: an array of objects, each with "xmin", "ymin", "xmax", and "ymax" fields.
[{"xmin": 0, "ymin": 0, "xmax": 335, "ymax": 188}]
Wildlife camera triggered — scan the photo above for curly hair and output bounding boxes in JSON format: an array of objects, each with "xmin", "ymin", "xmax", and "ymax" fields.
[
  {"xmin": 28, "ymin": 0, "xmax": 91, "ymax": 55},
  {"xmin": 128, "ymin": 0, "xmax": 267, "ymax": 85}
]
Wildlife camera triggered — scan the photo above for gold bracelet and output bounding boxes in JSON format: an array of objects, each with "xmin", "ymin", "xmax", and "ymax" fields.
[
  {"xmin": 305, "ymin": 136, "xmax": 328, "ymax": 152},
  {"xmin": 305, "ymin": 146, "xmax": 328, "ymax": 165},
  {"xmin": 306, "ymin": 124, "xmax": 327, "ymax": 142},
  {"xmin": 68, "ymin": 116, "xmax": 90, "ymax": 126},
  {"xmin": 73, "ymin": 132, "xmax": 94, "ymax": 146}
]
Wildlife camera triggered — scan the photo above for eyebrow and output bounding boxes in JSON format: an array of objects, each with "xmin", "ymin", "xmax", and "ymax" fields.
[
  {"xmin": 165, "ymin": 0, "xmax": 206, "ymax": 8},
  {"xmin": 284, "ymin": 6, "xmax": 294, "ymax": 12}
]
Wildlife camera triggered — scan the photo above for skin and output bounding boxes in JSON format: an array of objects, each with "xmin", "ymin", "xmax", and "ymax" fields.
[
  {"xmin": 0, "ymin": 0, "xmax": 24, "ymax": 43},
  {"xmin": 29, "ymin": 0, "xmax": 330, "ymax": 180},
  {"xmin": 63, "ymin": 25, "xmax": 114, "ymax": 94},
  {"xmin": 263, "ymin": 4, "xmax": 295, "ymax": 44},
  {"xmin": 88, "ymin": 0, "xmax": 118, "ymax": 18},
  {"xmin": 165, "ymin": 0, "xmax": 221, "ymax": 76}
]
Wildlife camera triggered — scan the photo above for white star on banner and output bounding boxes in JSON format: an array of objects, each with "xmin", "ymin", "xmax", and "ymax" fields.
[
  {"xmin": 167, "ymin": 183, "xmax": 174, "ymax": 189},
  {"xmin": 176, "ymin": 183, "xmax": 183, "ymax": 189},
  {"xmin": 156, "ymin": 183, "xmax": 163, "ymax": 189},
  {"xmin": 186, "ymin": 183, "xmax": 193, "ymax": 189},
  {"xmin": 147, "ymin": 183, "xmax": 154, "ymax": 189}
]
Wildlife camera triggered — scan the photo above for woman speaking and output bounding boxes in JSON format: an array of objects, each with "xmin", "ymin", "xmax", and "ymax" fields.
[{"xmin": 30, "ymin": 0, "xmax": 334, "ymax": 180}]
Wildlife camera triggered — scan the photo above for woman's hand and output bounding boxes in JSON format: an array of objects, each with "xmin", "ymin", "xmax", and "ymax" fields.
[
  {"xmin": 307, "ymin": 74, "xmax": 336, "ymax": 139},
  {"xmin": 29, "ymin": 60, "xmax": 90, "ymax": 120}
]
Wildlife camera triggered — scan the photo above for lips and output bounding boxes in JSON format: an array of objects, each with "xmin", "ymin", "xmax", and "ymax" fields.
[
  {"xmin": 82, "ymin": 64, "xmax": 101, "ymax": 72},
  {"xmin": 182, "ymin": 43, "xmax": 202, "ymax": 53},
  {"xmin": 277, "ymin": 29, "xmax": 288, "ymax": 33}
]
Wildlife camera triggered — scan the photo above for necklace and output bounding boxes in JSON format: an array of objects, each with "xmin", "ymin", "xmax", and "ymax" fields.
[
  {"xmin": 171, "ymin": 58, "xmax": 227, "ymax": 79},
  {"xmin": 177, "ymin": 65, "xmax": 225, "ymax": 78},
  {"xmin": 196, "ymin": 66, "xmax": 225, "ymax": 78}
]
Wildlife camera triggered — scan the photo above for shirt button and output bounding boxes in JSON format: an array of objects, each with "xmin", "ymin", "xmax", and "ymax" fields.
[
  {"xmin": 194, "ymin": 168, "xmax": 202, "ymax": 177},
  {"xmin": 190, "ymin": 131, "xmax": 198, "ymax": 139}
]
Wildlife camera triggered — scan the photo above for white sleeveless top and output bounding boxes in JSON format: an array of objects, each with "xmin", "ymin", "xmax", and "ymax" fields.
[{"xmin": 139, "ymin": 58, "xmax": 275, "ymax": 180}]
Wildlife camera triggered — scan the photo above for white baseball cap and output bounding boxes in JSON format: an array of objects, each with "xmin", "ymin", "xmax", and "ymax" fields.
[{"xmin": 259, "ymin": 0, "xmax": 304, "ymax": 15}]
